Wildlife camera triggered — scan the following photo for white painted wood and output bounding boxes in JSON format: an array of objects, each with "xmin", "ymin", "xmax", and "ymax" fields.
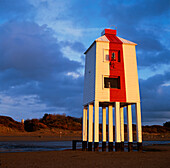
[
  {"xmin": 88, "ymin": 104, "xmax": 93, "ymax": 142},
  {"xmin": 103, "ymin": 49, "xmax": 109, "ymax": 62},
  {"xmin": 83, "ymin": 44, "xmax": 96, "ymax": 105},
  {"xmin": 127, "ymin": 105, "xmax": 133, "ymax": 142},
  {"xmin": 95, "ymin": 41, "xmax": 110, "ymax": 102},
  {"xmin": 108, "ymin": 105, "xmax": 113, "ymax": 142},
  {"xmin": 82, "ymin": 107, "xmax": 87, "ymax": 141},
  {"xmin": 102, "ymin": 107, "xmax": 106, "ymax": 142},
  {"xmin": 122, "ymin": 44, "xmax": 140, "ymax": 103},
  {"xmin": 120, "ymin": 107, "xmax": 124, "ymax": 142},
  {"xmin": 94, "ymin": 101, "xmax": 99, "ymax": 142},
  {"xmin": 115, "ymin": 102, "xmax": 121, "ymax": 143},
  {"xmin": 135, "ymin": 102, "xmax": 142, "ymax": 143},
  {"xmin": 84, "ymin": 37, "xmax": 110, "ymax": 105}
]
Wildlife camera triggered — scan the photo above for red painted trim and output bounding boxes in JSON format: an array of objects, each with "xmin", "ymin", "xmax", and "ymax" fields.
[
  {"xmin": 105, "ymin": 32, "xmax": 126, "ymax": 102},
  {"xmin": 104, "ymin": 29, "xmax": 117, "ymax": 35}
]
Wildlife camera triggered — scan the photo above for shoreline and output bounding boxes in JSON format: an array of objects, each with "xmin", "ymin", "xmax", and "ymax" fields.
[{"xmin": 0, "ymin": 134, "xmax": 169, "ymax": 142}]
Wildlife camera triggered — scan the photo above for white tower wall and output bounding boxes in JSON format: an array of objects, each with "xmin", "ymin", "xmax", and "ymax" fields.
[
  {"xmin": 95, "ymin": 41, "xmax": 110, "ymax": 102},
  {"xmin": 123, "ymin": 44, "xmax": 140, "ymax": 102},
  {"xmin": 83, "ymin": 43, "xmax": 96, "ymax": 105}
]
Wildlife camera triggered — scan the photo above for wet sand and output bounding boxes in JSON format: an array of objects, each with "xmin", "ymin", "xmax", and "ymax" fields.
[
  {"xmin": 0, "ymin": 135, "xmax": 81, "ymax": 142},
  {"xmin": 0, "ymin": 145, "xmax": 170, "ymax": 168}
]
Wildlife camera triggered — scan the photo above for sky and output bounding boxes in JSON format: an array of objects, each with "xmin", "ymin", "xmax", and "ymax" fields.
[{"xmin": 0, "ymin": 0, "xmax": 170, "ymax": 125}]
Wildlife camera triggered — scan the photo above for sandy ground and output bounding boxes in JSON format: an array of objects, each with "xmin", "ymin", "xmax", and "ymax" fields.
[
  {"xmin": 0, "ymin": 133, "xmax": 169, "ymax": 142},
  {"xmin": 0, "ymin": 128, "xmax": 169, "ymax": 167},
  {"xmin": 0, "ymin": 135, "xmax": 81, "ymax": 142},
  {"xmin": 0, "ymin": 145, "xmax": 169, "ymax": 168},
  {"xmin": 0, "ymin": 125, "xmax": 169, "ymax": 142},
  {"xmin": 0, "ymin": 127, "xmax": 82, "ymax": 141}
]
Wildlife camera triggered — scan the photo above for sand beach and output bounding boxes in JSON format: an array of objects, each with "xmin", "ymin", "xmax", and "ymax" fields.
[
  {"xmin": 0, "ymin": 121, "xmax": 169, "ymax": 168},
  {"xmin": 0, "ymin": 144, "xmax": 170, "ymax": 168}
]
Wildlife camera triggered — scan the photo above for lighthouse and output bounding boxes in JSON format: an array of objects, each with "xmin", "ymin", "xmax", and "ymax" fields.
[{"xmin": 82, "ymin": 28, "xmax": 142, "ymax": 152}]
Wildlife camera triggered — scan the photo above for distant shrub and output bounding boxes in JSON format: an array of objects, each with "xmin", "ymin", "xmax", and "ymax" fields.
[
  {"xmin": 24, "ymin": 119, "xmax": 47, "ymax": 132},
  {"xmin": 2, "ymin": 114, "xmax": 170, "ymax": 133},
  {"xmin": 163, "ymin": 121, "xmax": 170, "ymax": 128},
  {"xmin": 0, "ymin": 116, "xmax": 24, "ymax": 131},
  {"xmin": 39, "ymin": 113, "xmax": 82, "ymax": 130},
  {"xmin": 142, "ymin": 125, "xmax": 170, "ymax": 133}
]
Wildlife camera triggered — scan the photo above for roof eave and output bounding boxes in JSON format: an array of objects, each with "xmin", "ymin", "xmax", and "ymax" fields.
[
  {"xmin": 84, "ymin": 40, "xmax": 109, "ymax": 54},
  {"xmin": 84, "ymin": 41, "xmax": 96, "ymax": 54}
]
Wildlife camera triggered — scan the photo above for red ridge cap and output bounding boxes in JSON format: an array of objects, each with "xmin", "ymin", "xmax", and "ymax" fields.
[{"xmin": 101, "ymin": 29, "xmax": 117, "ymax": 36}]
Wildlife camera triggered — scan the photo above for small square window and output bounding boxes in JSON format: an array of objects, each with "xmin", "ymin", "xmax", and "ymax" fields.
[
  {"xmin": 112, "ymin": 52, "xmax": 115, "ymax": 60},
  {"xmin": 104, "ymin": 77, "xmax": 120, "ymax": 89},
  {"xmin": 104, "ymin": 49, "xmax": 109, "ymax": 61},
  {"xmin": 118, "ymin": 51, "xmax": 120, "ymax": 62},
  {"xmin": 105, "ymin": 54, "xmax": 109, "ymax": 61}
]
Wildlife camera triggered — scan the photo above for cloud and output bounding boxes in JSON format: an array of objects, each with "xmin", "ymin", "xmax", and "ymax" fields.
[
  {"xmin": 0, "ymin": 21, "xmax": 82, "ymax": 78},
  {"xmin": 102, "ymin": 0, "xmax": 170, "ymax": 25},
  {"xmin": 137, "ymin": 49, "xmax": 170, "ymax": 67},
  {"xmin": 0, "ymin": 21, "xmax": 84, "ymax": 117},
  {"xmin": 142, "ymin": 111, "xmax": 170, "ymax": 125},
  {"xmin": 60, "ymin": 41, "xmax": 86, "ymax": 53},
  {"xmin": 0, "ymin": 0, "xmax": 35, "ymax": 22},
  {"xmin": 139, "ymin": 71, "xmax": 170, "ymax": 124}
]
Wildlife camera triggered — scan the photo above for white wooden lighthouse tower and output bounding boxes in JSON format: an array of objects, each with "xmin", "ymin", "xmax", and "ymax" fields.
[{"xmin": 82, "ymin": 28, "xmax": 142, "ymax": 152}]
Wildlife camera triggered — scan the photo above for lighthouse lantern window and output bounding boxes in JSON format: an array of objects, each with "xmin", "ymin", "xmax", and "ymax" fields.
[{"xmin": 104, "ymin": 77, "xmax": 120, "ymax": 89}]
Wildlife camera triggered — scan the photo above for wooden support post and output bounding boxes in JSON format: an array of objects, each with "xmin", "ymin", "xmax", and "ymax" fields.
[
  {"xmin": 127, "ymin": 105, "xmax": 133, "ymax": 152},
  {"xmin": 136, "ymin": 102, "xmax": 142, "ymax": 151},
  {"xmin": 120, "ymin": 107, "xmax": 124, "ymax": 151},
  {"xmin": 108, "ymin": 105, "xmax": 113, "ymax": 152},
  {"xmin": 115, "ymin": 102, "xmax": 121, "ymax": 152},
  {"xmin": 102, "ymin": 107, "xmax": 106, "ymax": 151},
  {"xmin": 82, "ymin": 107, "xmax": 87, "ymax": 151},
  {"xmin": 94, "ymin": 101, "xmax": 99, "ymax": 151},
  {"xmin": 88, "ymin": 103, "xmax": 93, "ymax": 151}
]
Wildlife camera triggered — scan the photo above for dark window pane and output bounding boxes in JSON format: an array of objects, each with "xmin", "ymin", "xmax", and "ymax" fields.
[
  {"xmin": 104, "ymin": 77, "xmax": 120, "ymax": 89},
  {"xmin": 112, "ymin": 52, "xmax": 115, "ymax": 60},
  {"xmin": 118, "ymin": 51, "xmax": 120, "ymax": 62}
]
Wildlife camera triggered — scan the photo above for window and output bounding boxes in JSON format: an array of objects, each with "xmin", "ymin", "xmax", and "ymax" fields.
[
  {"xmin": 111, "ymin": 51, "xmax": 120, "ymax": 62},
  {"xmin": 104, "ymin": 77, "xmax": 120, "ymax": 89},
  {"xmin": 112, "ymin": 52, "xmax": 115, "ymax": 60},
  {"xmin": 104, "ymin": 49, "xmax": 109, "ymax": 61},
  {"xmin": 118, "ymin": 51, "xmax": 120, "ymax": 62}
]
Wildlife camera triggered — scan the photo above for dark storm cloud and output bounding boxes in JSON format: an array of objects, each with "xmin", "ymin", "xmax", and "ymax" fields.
[
  {"xmin": 141, "ymin": 111, "xmax": 169, "ymax": 125},
  {"xmin": 0, "ymin": 22, "xmax": 81, "ymax": 77},
  {"xmin": 0, "ymin": 21, "xmax": 84, "ymax": 116},
  {"xmin": 36, "ymin": 76, "xmax": 84, "ymax": 115},
  {"xmin": 60, "ymin": 41, "xmax": 86, "ymax": 53},
  {"xmin": 139, "ymin": 72, "xmax": 170, "ymax": 123},
  {"xmin": 103, "ymin": 0, "xmax": 170, "ymax": 25},
  {"xmin": 137, "ymin": 49, "xmax": 170, "ymax": 67},
  {"xmin": 0, "ymin": 0, "xmax": 35, "ymax": 21}
]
